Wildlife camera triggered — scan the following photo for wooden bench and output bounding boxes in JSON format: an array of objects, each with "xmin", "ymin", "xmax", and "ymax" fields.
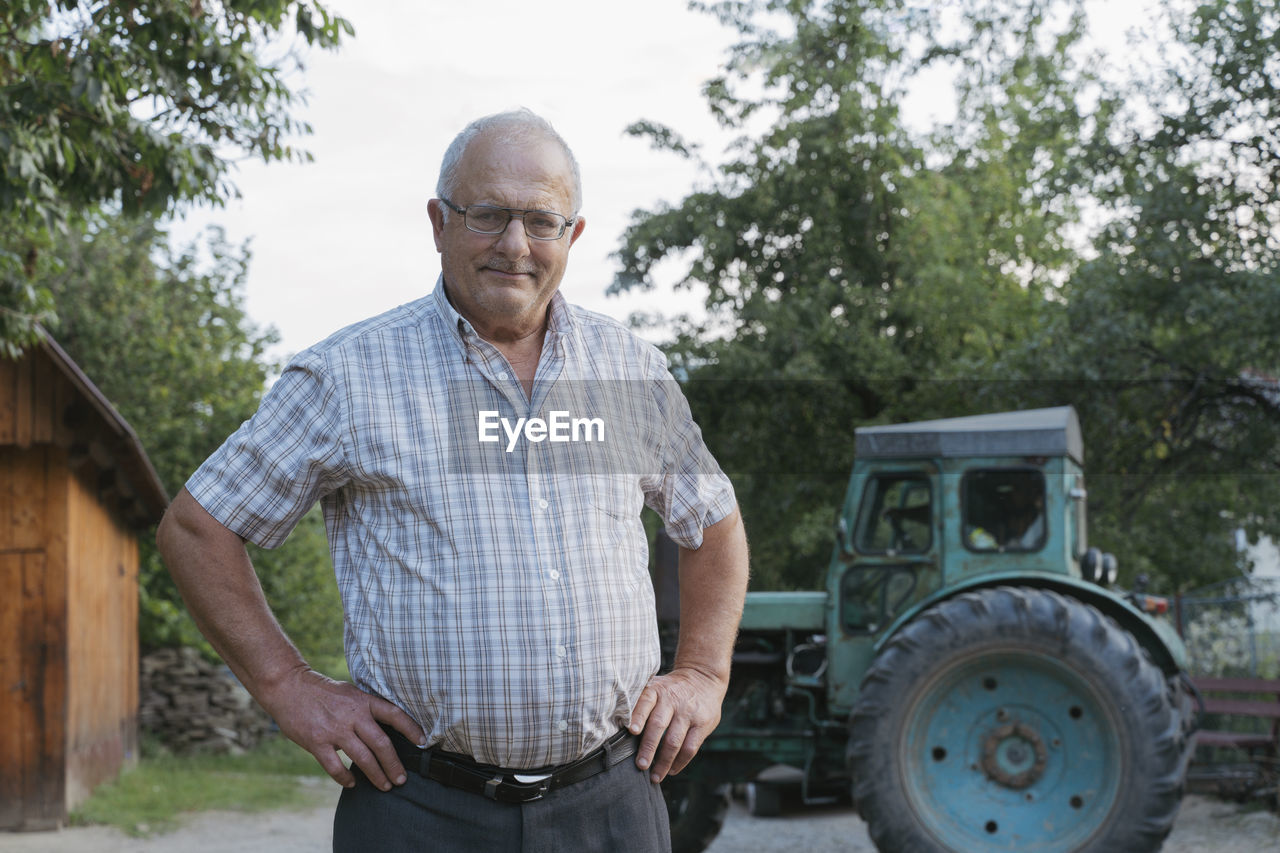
[
  {"xmin": 1188, "ymin": 676, "xmax": 1280, "ymax": 806},
  {"xmin": 1192, "ymin": 676, "xmax": 1280, "ymax": 754}
]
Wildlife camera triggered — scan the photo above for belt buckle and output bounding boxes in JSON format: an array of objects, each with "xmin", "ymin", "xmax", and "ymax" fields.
[{"xmin": 485, "ymin": 774, "xmax": 551, "ymax": 803}]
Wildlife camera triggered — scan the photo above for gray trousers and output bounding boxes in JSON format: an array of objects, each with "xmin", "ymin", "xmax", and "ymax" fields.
[{"xmin": 332, "ymin": 751, "xmax": 672, "ymax": 852}]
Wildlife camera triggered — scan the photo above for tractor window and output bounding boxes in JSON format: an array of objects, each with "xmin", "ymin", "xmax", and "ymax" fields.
[
  {"xmin": 855, "ymin": 474, "xmax": 932, "ymax": 554},
  {"xmin": 963, "ymin": 469, "xmax": 1047, "ymax": 552}
]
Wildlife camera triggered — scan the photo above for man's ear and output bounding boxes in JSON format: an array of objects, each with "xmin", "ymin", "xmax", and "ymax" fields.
[
  {"xmin": 567, "ymin": 215, "xmax": 586, "ymax": 248},
  {"xmin": 427, "ymin": 199, "xmax": 447, "ymax": 252}
]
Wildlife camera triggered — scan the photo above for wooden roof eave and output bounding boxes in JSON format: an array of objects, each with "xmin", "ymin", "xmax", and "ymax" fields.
[{"xmin": 37, "ymin": 330, "xmax": 170, "ymax": 528}]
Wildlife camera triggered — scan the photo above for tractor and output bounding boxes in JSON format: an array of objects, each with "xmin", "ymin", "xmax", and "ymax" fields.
[{"xmin": 660, "ymin": 406, "xmax": 1196, "ymax": 852}]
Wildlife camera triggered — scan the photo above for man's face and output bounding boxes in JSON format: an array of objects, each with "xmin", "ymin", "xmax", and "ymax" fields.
[{"xmin": 428, "ymin": 133, "xmax": 585, "ymax": 339}]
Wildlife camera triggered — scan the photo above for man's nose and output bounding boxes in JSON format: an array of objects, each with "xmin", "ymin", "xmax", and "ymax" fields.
[{"xmin": 493, "ymin": 216, "xmax": 532, "ymax": 256}]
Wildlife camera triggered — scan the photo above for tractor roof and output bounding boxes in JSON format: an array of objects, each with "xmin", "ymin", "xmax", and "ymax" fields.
[{"xmin": 855, "ymin": 406, "xmax": 1083, "ymax": 464}]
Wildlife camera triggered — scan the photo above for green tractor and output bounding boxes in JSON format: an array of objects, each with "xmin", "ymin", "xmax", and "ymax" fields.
[{"xmin": 661, "ymin": 407, "xmax": 1196, "ymax": 853}]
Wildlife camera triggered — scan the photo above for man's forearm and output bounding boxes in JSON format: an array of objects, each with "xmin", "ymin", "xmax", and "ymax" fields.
[
  {"xmin": 156, "ymin": 487, "xmax": 308, "ymax": 695},
  {"xmin": 673, "ymin": 506, "xmax": 750, "ymax": 682},
  {"xmin": 629, "ymin": 506, "xmax": 749, "ymax": 781}
]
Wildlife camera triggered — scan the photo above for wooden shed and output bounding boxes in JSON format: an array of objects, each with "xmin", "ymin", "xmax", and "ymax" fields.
[{"xmin": 0, "ymin": 333, "xmax": 167, "ymax": 830}]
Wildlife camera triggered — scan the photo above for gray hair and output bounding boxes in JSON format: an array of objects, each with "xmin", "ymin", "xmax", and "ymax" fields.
[{"xmin": 436, "ymin": 109, "xmax": 583, "ymax": 214}]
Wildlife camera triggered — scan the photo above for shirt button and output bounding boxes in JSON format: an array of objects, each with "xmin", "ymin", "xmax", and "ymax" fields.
[
  {"xmin": 555, "ymin": 644, "xmax": 567, "ymax": 658},
  {"xmin": 498, "ymin": 371, "xmax": 509, "ymax": 380},
  {"xmin": 538, "ymin": 499, "xmax": 549, "ymax": 510},
  {"xmin": 548, "ymin": 569, "xmax": 561, "ymax": 581},
  {"xmin": 556, "ymin": 720, "xmax": 568, "ymax": 732}
]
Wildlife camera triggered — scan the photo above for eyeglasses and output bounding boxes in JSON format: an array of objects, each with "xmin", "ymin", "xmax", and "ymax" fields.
[{"xmin": 438, "ymin": 198, "xmax": 576, "ymax": 241}]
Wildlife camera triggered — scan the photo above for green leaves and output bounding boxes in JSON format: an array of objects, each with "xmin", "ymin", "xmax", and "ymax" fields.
[
  {"xmin": 618, "ymin": 0, "xmax": 1280, "ymax": 591},
  {"xmin": 0, "ymin": 0, "xmax": 352, "ymax": 354},
  {"xmin": 46, "ymin": 211, "xmax": 342, "ymax": 657},
  {"xmin": 615, "ymin": 0, "xmax": 1086, "ymax": 585},
  {"xmin": 45, "ymin": 213, "xmax": 277, "ymax": 495}
]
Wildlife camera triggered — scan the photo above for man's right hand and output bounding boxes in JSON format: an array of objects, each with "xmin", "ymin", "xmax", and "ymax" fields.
[{"xmin": 258, "ymin": 667, "xmax": 427, "ymax": 791}]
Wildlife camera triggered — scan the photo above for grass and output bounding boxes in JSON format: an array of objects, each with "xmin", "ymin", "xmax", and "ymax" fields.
[{"xmin": 69, "ymin": 735, "xmax": 332, "ymax": 837}]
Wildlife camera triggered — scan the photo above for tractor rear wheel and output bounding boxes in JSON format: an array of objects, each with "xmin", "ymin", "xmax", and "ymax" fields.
[{"xmin": 847, "ymin": 586, "xmax": 1188, "ymax": 853}]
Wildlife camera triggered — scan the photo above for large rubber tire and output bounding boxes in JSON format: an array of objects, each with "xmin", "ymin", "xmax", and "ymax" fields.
[
  {"xmin": 847, "ymin": 586, "xmax": 1187, "ymax": 853},
  {"xmin": 663, "ymin": 776, "xmax": 731, "ymax": 853}
]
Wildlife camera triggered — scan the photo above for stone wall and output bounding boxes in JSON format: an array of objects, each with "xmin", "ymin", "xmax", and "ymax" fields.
[{"xmin": 139, "ymin": 647, "xmax": 273, "ymax": 754}]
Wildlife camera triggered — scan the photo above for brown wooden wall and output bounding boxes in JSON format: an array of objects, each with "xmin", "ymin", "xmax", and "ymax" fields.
[
  {"xmin": 0, "ymin": 349, "xmax": 65, "ymax": 450},
  {"xmin": 0, "ymin": 447, "xmax": 68, "ymax": 830},
  {"xmin": 65, "ymin": 465, "xmax": 139, "ymax": 808},
  {"xmin": 0, "ymin": 346, "xmax": 151, "ymax": 829}
]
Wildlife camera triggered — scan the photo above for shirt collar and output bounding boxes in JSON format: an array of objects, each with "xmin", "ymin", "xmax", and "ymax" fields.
[
  {"xmin": 544, "ymin": 289, "xmax": 575, "ymax": 340},
  {"xmin": 429, "ymin": 275, "xmax": 473, "ymax": 349}
]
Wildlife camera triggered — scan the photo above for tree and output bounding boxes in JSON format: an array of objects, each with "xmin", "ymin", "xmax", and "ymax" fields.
[
  {"xmin": 616, "ymin": 0, "xmax": 1099, "ymax": 588},
  {"xmin": 48, "ymin": 213, "xmax": 343, "ymax": 660},
  {"xmin": 0, "ymin": 0, "xmax": 352, "ymax": 354},
  {"xmin": 46, "ymin": 214, "xmax": 275, "ymax": 492},
  {"xmin": 981, "ymin": 0, "xmax": 1280, "ymax": 589},
  {"xmin": 618, "ymin": 0, "xmax": 1280, "ymax": 591}
]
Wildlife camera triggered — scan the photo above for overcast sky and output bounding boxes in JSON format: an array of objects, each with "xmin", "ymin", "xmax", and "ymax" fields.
[{"xmin": 170, "ymin": 0, "xmax": 1155, "ymax": 361}]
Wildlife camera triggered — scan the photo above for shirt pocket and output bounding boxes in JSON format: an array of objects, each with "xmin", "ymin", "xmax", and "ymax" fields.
[{"xmin": 583, "ymin": 473, "xmax": 649, "ymax": 590}]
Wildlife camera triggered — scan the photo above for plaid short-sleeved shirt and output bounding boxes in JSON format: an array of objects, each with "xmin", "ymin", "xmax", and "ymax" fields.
[{"xmin": 186, "ymin": 281, "xmax": 736, "ymax": 768}]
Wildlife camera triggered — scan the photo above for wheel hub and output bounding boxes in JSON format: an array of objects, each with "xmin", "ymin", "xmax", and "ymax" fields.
[{"xmin": 980, "ymin": 721, "xmax": 1048, "ymax": 789}]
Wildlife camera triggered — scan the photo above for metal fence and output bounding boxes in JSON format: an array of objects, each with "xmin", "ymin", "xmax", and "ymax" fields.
[{"xmin": 1175, "ymin": 576, "xmax": 1280, "ymax": 679}]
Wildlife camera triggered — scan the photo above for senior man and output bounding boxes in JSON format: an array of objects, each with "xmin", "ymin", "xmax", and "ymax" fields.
[{"xmin": 156, "ymin": 109, "xmax": 749, "ymax": 852}]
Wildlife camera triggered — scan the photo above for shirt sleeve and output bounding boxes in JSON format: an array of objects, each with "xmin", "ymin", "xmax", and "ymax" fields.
[
  {"xmin": 642, "ymin": 352, "xmax": 737, "ymax": 550},
  {"xmin": 185, "ymin": 354, "xmax": 349, "ymax": 549}
]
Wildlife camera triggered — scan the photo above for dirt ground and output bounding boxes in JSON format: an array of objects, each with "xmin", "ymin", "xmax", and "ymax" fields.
[
  {"xmin": 705, "ymin": 794, "xmax": 1280, "ymax": 853},
  {"xmin": 0, "ymin": 785, "xmax": 1276, "ymax": 852}
]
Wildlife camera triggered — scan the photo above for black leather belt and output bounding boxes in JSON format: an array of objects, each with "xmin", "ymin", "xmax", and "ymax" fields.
[{"xmin": 384, "ymin": 727, "xmax": 640, "ymax": 804}]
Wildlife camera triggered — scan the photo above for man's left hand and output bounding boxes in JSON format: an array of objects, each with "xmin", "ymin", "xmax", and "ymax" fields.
[{"xmin": 629, "ymin": 666, "xmax": 727, "ymax": 783}]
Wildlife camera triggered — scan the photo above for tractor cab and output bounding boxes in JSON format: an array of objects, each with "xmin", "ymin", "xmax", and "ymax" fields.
[{"xmin": 825, "ymin": 407, "xmax": 1158, "ymax": 715}]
